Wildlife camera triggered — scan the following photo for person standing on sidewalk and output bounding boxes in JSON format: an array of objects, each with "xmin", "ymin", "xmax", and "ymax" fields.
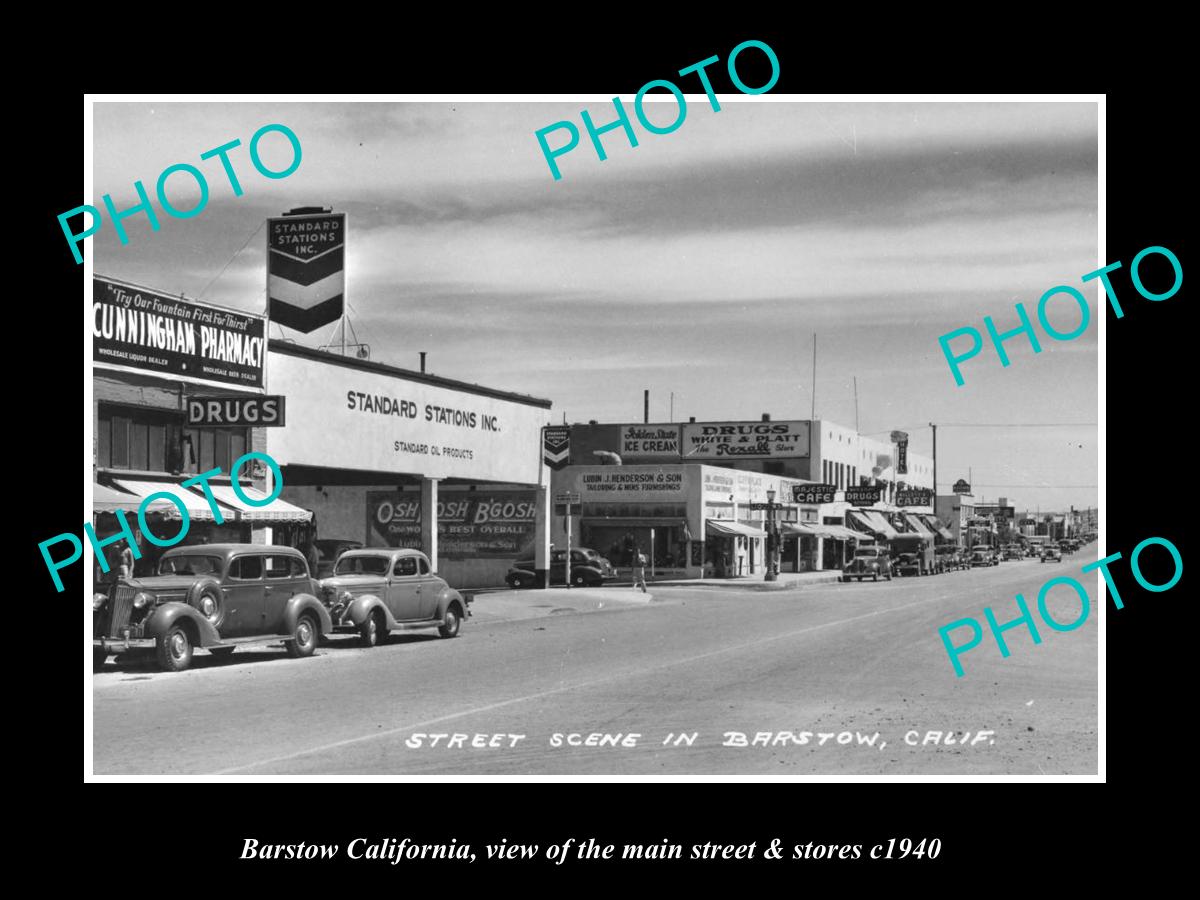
[{"xmin": 632, "ymin": 543, "xmax": 648, "ymax": 593}]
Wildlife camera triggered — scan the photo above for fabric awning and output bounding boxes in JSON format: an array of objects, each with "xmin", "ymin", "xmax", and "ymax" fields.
[
  {"xmin": 706, "ymin": 519, "xmax": 766, "ymax": 538},
  {"xmin": 848, "ymin": 509, "xmax": 899, "ymax": 540},
  {"xmin": 903, "ymin": 514, "xmax": 936, "ymax": 539},
  {"xmin": 921, "ymin": 515, "xmax": 955, "ymax": 541},
  {"xmin": 111, "ymin": 479, "xmax": 227, "ymax": 520},
  {"xmin": 820, "ymin": 524, "xmax": 863, "ymax": 541},
  {"xmin": 782, "ymin": 523, "xmax": 862, "ymax": 541},
  {"xmin": 93, "ymin": 482, "xmax": 170, "ymax": 514},
  {"xmin": 204, "ymin": 484, "xmax": 313, "ymax": 523},
  {"xmin": 781, "ymin": 522, "xmax": 818, "ymax": 536}
]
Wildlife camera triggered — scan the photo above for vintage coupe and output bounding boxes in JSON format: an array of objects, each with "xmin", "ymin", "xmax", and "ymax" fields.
[
  {"xmin": 1040, "ymin": 545, "xmax": 1063, "ymax": 563},
  {"xmin": 92, "ymin": 544, "xmax": 333, "ymax": 673},
  {"xmin": 319, "ymin": 548, "xmax": 470, "ymax": 647},
  {"xmin": 969, "ymin": 545, "xmax": 999, "ymax": 567},
  {"xmin": 842, "ymin": 546, "xmax": 892, "ymax": 582}
]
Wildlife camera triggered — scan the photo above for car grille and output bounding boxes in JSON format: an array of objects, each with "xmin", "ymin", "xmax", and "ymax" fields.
[{"xmin": 105, "ymin": 585, "xmax": 137, "ymax": 637}]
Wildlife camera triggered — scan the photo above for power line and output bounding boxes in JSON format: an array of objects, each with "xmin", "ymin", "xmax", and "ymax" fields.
[
  {"xmin": 964, "ymin": 484, "xmax": 1098, "ymax": 488},
  {"xmin": 197, "ymin": 220, "xmax": 267, "ymax": 300},
  {"xmin": 861, "ymin": 422, "xmax": 1096, "ymax": 435}
]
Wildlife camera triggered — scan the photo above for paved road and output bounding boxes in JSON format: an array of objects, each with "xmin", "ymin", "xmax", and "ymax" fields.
[{"xmin": 91, "ymin": 559, "xmax": 1098, "ymax": 776}]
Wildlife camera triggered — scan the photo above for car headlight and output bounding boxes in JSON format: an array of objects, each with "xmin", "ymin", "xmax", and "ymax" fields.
[
  {"xmin": 132, "ymin": 592, "xmax": 154, "ymax": 609},
  {"xmin": 339, "ymin": 590, "xmax": 354, "ymax": 604},
  {"xmin": 92, "ymin": 593, "xmax": 107, "ymax": 611}
]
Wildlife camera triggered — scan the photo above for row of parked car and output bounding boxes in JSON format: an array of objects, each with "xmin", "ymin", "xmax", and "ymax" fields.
[
  {"xmin": 840, "ymin": 537, "xmax": 1090, "ymax": 583},
  {"xmin": 92, "ymin": 543, "xmax": 470, "ymax": 673}
]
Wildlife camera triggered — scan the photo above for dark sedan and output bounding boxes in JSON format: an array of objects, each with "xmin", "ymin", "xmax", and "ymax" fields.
[
  {"xmin": 842, "ymin": 547, "xmax": 892, "ymax": 582},
  {"xmin": 506, "ymin": 548, "xmax": 615, "ymax": 588},
  {"xmin": 93, "ymin": 544, "xmax": 332, "ymax": 672}
]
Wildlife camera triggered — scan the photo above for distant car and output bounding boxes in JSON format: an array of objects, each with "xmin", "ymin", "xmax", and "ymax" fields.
[
  {"xmin": 319, "ymin": 548, "xmax": 470, "ymax": 647},
  {"xmin": 969, "ymin": 545, "xmax": 999, "ymax": 567},
  {"xmin": 842, "ymin": 547, "xmax": 892, "ymax": 582},
  {"xmin": 1003, "ymin": 546, "xmax": 1023, "ymax": 561},
  {"xmin": 314, "ymin": 538, "xmax": 364, "ymax": 578},
  {"xmin": 892, "ymin": 552, "xmax": 922, "ymax": 577},
  {"xmin": 934, "ymin": 546, "xmax": 961, "ymax": 573},
  {"xmin": 93, "ymin": 544, "xmax": 333, "ymax": 672},
  {"xmin": 505, "ymin": 548, "xmax": 615, "ymax": 588},
  {"xmin": 1041, "ymin": 546, "xmax": 1063, "ymax": 563}
]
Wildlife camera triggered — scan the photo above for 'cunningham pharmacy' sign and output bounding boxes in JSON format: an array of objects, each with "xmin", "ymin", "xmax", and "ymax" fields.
[{"xmin": 92, "ymin": 277, "xmax": 266, "ymax": 390}]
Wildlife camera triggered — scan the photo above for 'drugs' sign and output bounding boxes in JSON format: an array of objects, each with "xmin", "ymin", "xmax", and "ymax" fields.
[
  {"xmin": 368, "ymin": 491, "xmax": 538, "ymax": 558},
  {"xmin": 267, "ymin": 212, "xmax": 345, "ymax": 333}
]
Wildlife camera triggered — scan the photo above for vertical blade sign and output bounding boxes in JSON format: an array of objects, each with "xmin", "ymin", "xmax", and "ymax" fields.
[
  {"xmin": 267, "ymin": 212, "xmax": 346, "ymax": 333},
  {"xmin": 543, "ymin": 426, "xmax": 570, "ymax": 470}
]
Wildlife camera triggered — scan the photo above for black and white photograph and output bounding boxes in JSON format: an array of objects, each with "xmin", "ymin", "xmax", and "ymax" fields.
[{"xmin": 76, "ymin": 91, "xmax": 1114, "ymax": 782}]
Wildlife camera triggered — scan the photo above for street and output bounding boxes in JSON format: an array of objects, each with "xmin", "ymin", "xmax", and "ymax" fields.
[{"xmin": 91, "ymin": 559, "xmax": 1097, "ymax": 776}]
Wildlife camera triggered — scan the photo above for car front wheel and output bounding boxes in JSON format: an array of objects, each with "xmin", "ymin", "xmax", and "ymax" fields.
[
  {"xmin": 438, "ymin": 604, "xmax": 461, "ymax": 639},
  {"xmin": 286, "ymin": 613, "xmax": 319, "ymax": 658},
  {"xmin": 359, "ymin": 610, "xmax": 385, "ymax": 648},
  {"xmin": 156, "ymin": 625, "xmax": 193, "ymax": 672}
]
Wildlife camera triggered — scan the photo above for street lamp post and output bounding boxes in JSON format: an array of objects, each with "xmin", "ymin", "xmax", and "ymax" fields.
[{"xmin": 765, "ymin": 489, "xmax": 779, "ymax": 582}]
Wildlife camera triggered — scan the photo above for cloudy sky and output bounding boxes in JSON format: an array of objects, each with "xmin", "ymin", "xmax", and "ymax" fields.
[{"xmin": 91, "ymin": 99, "xmax": 1099, "ymax": 512}]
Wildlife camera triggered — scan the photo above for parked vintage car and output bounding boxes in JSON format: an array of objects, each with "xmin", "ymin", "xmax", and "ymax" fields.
[
  {"xmin": 319, "ymin": 548, "xmax": 470, "ymax": 647},
  {"xmin": 842, "ymin": 546, "xmax": 892, "ymax": 582},
  {"xmin": 934, "ymin": 545, "xmax": 962, "ymax": 572},
  {"xmin": 1041, "ymin": 545, "xmax": 1063, "ymax": 563},
  {"xmin": 314, "ymin": 538, "xmax": 364, "ymax": 578},
  {"xmin": 92, "ymin": 544, "xmax": 333, "ymax": 672},
  {"xmin": 892, "ymin": 551, "xmax": 923, "ymax": 577},
  {"xmin": 505, "ymin": 547, "xmax": 615, "ymax": 588},
  {"xmin": 969, "ymin": 545, "xmax": 999, "ymax": 567}
]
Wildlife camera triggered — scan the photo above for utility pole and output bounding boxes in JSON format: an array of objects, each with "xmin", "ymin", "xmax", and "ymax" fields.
[
  {"xmin": 930, "ymin": 422, "xmax": 937, "ymax": 510},
  {"xmin": 811, "ymin": 333, "xmax": 817, "ymax": 420},
  {"xmin": 854, "ymin": 377, "xmax": 860, "ymax": 433}
]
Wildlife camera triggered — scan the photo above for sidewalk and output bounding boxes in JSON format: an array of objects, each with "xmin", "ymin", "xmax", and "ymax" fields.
[{"xmin": 639, "ymin": 569, "xmax": 844, "ymax": 592}]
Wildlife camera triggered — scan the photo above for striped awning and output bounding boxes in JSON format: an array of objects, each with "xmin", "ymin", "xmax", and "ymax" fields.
[
  {"xmin": 93, "ymin": 482, "xmax": 171, "ymax": 515},
  {"xmin": 848, "ymin": 509, "xmax": 899, "ymax": 540},
  {"xmin": 203, "ymin": 484, "xmax": 313, "ymax": 523},
  {"xmin": 111, "ymin": 479, "xmax": 226, "ymax": 520},
  {"xmin": 706, "ymin": 519, "xmax": 766, "ymax": 538}
]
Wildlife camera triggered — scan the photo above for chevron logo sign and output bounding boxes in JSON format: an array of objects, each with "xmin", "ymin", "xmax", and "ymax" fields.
[
  {"xmin": 543, "ymin": 426, "xmax": 570, "ymax": 470},
  {"xmin": 267, "ymin": 213, "xmax": 346, "ymax": 333}
]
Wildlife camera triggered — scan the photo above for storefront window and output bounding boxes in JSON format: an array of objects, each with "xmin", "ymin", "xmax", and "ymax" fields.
[
  {"xmin": 98, "ymin": 416, "xmax": 112, "ymax": 468},
  {"xmin": 214, "ymin": 427, "xmax": 231, "ymax": 472},
  {"xmin": 111, "ymin": 415, "xmax": 130, "ymax": 468},
  {"xmin": 98, "ymin": 405, "xmax": 250, "ymax": 475},
  {"xmin": 581, "ymin": 525, "xmax": 686, "ymax": 569},
  {"xmin": 130, "ymin": 421, "xmax": 149, "ymax": 470}
]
